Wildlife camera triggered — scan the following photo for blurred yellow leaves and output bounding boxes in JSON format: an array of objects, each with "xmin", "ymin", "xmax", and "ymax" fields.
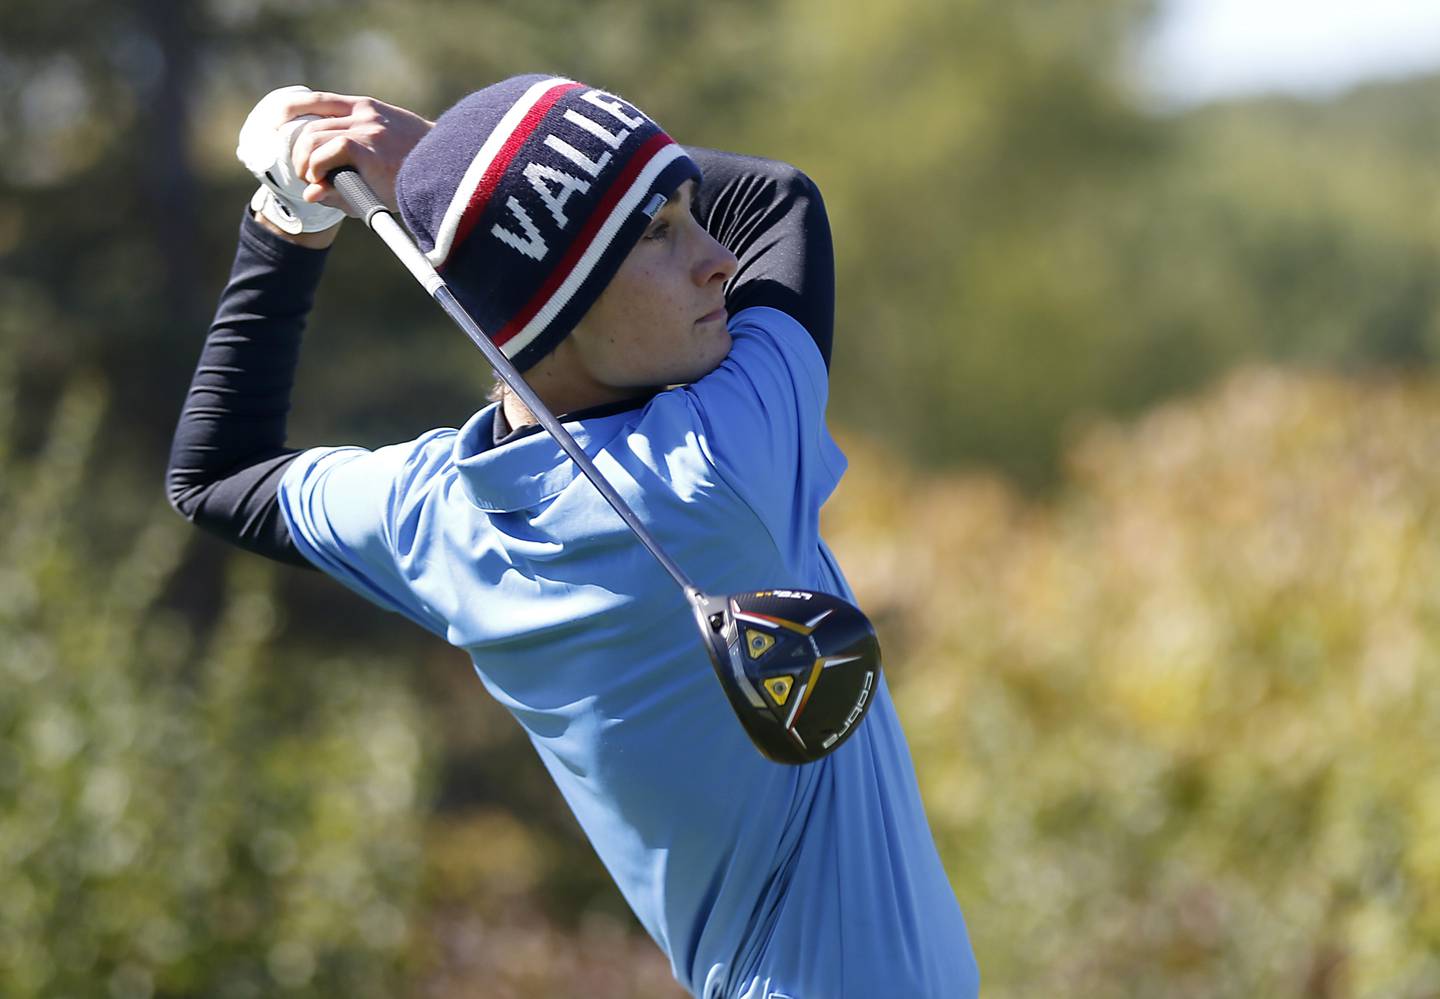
[{"xmin": 825, "ymin": 366, "xmax": 1440, "ymax": 996}]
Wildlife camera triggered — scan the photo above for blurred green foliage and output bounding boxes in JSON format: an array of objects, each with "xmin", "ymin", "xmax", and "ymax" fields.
[
  {"xmin": 3, "ymin": 0, "xmax": 1439, "ymax": 995},
  {"xmin": 3, "ymin": 0, "xmax": 1435, "ymax": 480},
  {"xmin": 0, "ymin": 368, "xmax": 431, "ymax": 996}
]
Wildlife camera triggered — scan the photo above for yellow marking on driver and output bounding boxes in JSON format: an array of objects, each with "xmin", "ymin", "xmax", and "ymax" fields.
[
  {"xmin": 787, "ymin": 657, "xmax": 827, "ymax": 727},
  {"xmin": 745, "ymin": 629, "xmax": 776, "ymax": 659},
  {"xmin": 735, "ymin": 611, "xmax": 814, "ymax": 636},
  {"xmin": 763, "ymin": 676, "xmax": 793, "ymax": 705}
]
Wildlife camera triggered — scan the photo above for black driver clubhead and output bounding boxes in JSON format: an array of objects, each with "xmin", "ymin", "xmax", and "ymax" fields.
[{"xmin": 691, "ymin": 589, "xmax": 881, "ymax": 764}]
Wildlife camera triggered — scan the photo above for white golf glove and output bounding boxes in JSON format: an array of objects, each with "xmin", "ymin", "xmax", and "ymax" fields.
[{"xmin": 236, "ymin": 85, "xmax": 346, "ymax": 235}]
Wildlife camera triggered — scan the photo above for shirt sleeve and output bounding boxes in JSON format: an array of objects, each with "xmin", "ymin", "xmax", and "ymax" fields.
[
  {"xmin": 688, "ymin": 306, "xmax": 847, "ymax": 567},
  {"xmin": 278, "ymin": 430, "xmax": 457, "ymax": 638}
]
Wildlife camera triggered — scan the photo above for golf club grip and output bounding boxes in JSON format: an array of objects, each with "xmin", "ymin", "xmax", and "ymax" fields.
[{"xmin": 330, "ymin": 167, "xmax": 386, "ymax": 225}]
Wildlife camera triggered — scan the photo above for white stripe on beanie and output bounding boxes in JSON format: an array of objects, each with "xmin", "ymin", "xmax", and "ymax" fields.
[
  {"xmin": 500, "ymin": 142, "xmax": 688, "ymax": 360},
  {"xmin": 425, "ymin": 76, "xmax": 575, "ymax": 267}
]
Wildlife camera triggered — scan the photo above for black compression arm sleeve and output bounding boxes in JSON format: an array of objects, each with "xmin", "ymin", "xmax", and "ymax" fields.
[
  {"xmin": 685, "ymin": 148, "xmax": 835, "ymax": 368},
  {"xmin": 165, "ymin": 211, "xmax": 327, "ymax": 567}
]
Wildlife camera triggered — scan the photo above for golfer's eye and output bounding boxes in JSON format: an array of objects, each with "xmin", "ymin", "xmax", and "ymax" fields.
[{"xmin": 644, "ymin": 220, "xmax": 670, "ymax": 242}]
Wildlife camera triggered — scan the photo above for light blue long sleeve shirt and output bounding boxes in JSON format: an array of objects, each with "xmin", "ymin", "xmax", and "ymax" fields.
[{"xmin": 279, "ymin": 306, "xmax": 978, "ymax": 998}]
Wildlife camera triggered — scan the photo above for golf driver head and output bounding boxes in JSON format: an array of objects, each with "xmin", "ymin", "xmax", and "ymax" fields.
[{"xmin": 692, "ymin": 589, "xmax": 881, "ymax": 764}]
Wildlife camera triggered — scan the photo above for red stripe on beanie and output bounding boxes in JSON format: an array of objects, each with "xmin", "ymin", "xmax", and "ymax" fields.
[
  {"xmin": 449, "ymin": 81, "xmax": 584, "ymax": 260},
  {"xmin": 493, "ymin": 131, "xmax": 675, "ymax": 348}
]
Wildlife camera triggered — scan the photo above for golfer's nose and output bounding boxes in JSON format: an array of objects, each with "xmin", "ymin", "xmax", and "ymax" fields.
[{"xmin": 694, "ymin": 229, "xmax": 738, "ymax": 288}]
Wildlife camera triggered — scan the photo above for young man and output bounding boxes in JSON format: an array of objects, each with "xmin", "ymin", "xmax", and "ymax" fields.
[{"xmin": 169, "ymin": 75, "xmax": 979, "ymax": 998}]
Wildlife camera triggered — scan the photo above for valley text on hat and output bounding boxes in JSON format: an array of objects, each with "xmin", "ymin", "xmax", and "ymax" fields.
[{"xmin": 397, "ymin": 75, "xmax": 702, "ymax": 371}]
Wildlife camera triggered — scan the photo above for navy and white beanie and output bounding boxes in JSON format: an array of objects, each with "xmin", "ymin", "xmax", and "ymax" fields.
[{"xmin": 396, "ymin": 74, "xmax": 702, "ymax": 371}]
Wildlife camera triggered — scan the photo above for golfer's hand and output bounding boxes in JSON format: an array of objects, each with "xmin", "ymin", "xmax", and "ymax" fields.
[{"xmin": 282, "ymin": 92, "xmax": 434, "ymax": 214}]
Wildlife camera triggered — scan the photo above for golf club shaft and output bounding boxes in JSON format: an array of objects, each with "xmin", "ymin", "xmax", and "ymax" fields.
[{"xmin": 330, "ymin": 167, "xmax": 703, "ymax": 602}]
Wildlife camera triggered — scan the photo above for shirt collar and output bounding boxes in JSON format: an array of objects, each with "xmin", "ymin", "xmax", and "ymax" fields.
[
  {"xmin": 455, "ymin": 393, "xmax": 656, "ymax": 513},
  {"xmin": 490, "ymin": 391, "xmax": 658, "ymax": 447}
]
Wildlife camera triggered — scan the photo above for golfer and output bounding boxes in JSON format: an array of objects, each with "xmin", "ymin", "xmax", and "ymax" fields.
[{"xmin": 168, "ymin": 76, "xmax": 979, "ymax": 998}]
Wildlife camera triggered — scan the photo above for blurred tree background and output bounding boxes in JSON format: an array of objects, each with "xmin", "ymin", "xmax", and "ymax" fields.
[{"xmin": 2, "ymin": 0, "xmax": 1438, "ymax": 994}]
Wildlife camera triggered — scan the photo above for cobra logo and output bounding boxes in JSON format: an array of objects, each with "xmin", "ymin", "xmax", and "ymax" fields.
[{"xmin": 819, "ymin": 669, "xmax": 875, "ymax": 750}]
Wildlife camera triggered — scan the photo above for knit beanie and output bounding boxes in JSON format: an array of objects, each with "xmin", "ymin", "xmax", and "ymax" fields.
[{"xmin": 396, "ymin": 75, "xmax": 702, "ymax": 372}]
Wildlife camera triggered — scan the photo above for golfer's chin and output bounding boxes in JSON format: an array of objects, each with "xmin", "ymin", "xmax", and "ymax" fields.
[
  {"xmin": 689, "ymin": 326, "xmax": 733, "ymax": 381},
  {"xmin": 648, "ymin": 324, "xmax": 732, "ymax": 390}
]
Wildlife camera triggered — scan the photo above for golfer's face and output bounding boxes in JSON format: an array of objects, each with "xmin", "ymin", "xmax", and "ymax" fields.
[{"xmin": 570, "ymin": 181, "xmax": 737, "ymax": 389}]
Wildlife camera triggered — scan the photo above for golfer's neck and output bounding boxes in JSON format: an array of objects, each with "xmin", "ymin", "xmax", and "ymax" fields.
[{"xmin": 499, "ymin": 363, "xmax": 635, "ymax": 430}]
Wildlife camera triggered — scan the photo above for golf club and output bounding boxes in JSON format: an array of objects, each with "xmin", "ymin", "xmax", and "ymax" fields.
[{"xmin": 330, "ymin": 166, "xmax": 880, "ymax": 764}]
